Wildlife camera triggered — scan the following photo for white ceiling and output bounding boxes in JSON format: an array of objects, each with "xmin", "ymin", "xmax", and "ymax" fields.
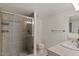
[
  {"xmin": 0, "ymin": 3, "xmax": 34, "ymax": 16},
  {"xmin": 0, "ymin": 3, "xmax": 75, "ymax": 18}
]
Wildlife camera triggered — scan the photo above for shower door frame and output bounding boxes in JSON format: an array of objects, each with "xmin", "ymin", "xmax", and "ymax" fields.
[{"xmin": 0, "ymin": 11, "xmax": 34, "ymax": 56}]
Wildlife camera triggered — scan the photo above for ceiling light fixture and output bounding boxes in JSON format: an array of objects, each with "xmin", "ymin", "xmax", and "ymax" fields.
[{"xmin": 72, "ymin": 0, "xmax": 79, "ymax": 11}]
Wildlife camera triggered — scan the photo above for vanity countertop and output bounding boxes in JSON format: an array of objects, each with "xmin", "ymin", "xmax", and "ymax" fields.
[{"xmin": 47, "ymin": 41, "xmax": 79, "ymax": 56}]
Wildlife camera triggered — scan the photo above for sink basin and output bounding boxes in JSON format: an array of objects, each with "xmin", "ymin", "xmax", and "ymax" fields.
[{"xmin": 60, "ymin": 41, "xmax": 79, "ymax": 51}]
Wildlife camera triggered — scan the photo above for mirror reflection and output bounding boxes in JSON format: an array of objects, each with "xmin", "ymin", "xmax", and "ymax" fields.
[{"xmin": 69, "ymin": 15, "xmax": 79, "ymax": 34}]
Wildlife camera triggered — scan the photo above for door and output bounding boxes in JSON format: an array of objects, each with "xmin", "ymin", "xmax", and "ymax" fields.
[
  {"xmin": 2, "ymin": 14, "xmax": 24, "ymax": 56},
  {"xmin": 0, "ymin": 13, "xmax": 2, "ymax": 55}
]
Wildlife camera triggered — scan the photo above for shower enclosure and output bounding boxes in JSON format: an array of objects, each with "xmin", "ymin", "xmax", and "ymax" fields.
[{"xmin": 0, "ymin": 11, "xmax": 34, "ymax": 56}]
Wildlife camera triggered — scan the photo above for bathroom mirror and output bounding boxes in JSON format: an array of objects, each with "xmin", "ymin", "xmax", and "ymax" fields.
[{"xmin": 69, "ymin": 15, "xmax": 79, "ymax": 34}]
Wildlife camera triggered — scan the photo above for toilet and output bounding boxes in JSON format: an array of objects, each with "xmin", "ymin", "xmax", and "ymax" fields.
[{"xmin": 37, "ymin": 43, "xmax": 48, "ymax": 56}]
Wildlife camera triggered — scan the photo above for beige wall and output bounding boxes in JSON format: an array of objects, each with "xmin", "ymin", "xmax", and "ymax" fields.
[
  {"xmin": 36, "ymin": 17, "xmax": 42, "ymax": 44},
  {"xmin": 41, "ymin": 11, "xmax": 79, "ymax": 48},
  {"xmin": 42, "ymin": 14, "xmax": 68, "ymax": 48}
]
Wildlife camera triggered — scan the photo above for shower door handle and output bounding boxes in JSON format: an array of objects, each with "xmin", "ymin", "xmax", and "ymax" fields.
[
  {"xmin": 1, "ymin": 22, "xmax": 9, "ymax": 25},
  {"xmin": 1, "ymin": 30, "xmax": 9, "ymax": 33}
]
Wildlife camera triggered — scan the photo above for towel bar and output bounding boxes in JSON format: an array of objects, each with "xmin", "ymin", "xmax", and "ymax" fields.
[{"xmin": 51, "ymin": 29, "xmax": 65, "ymax": 32}]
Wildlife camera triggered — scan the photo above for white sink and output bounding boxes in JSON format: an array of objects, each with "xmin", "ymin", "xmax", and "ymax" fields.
[{"xmin": 60, "ymin": 41, "xmax": 79, "ymax": 51}]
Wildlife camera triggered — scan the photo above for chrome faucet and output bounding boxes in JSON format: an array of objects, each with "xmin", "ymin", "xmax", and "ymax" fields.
[{"xmin": 77, "ymin": 39, "xmax": 79, "ymax": 48}]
